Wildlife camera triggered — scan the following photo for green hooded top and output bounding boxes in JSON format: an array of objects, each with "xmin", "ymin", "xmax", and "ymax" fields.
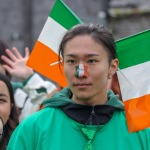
[
  {"xmin": 7, "ymin": 88, "xmax": 150, "ymax": 150},
  {"xmin": 43, "ymin": 87, "xmax": 124, "ymax": 109}
]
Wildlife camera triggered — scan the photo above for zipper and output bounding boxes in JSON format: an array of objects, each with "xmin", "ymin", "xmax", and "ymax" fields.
[
  {"xmin": 88, "ymin": 106, "xmax": 95, "ymax": 125},
  {"xmin": 91, "ymin": 106, "xmax": 95, "ymax": 115}
]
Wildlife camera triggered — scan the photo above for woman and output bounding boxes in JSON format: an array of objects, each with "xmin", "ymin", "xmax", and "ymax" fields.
[{"xmin": 0, "ymin": 73, "xmax": 19, "ymax": 150}]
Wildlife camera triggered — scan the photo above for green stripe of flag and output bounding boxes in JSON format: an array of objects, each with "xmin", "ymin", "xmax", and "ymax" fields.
[
  {"xmin": 116, "ymin": 29, "xmax": 150, "ymax": 69},
  {"xmin": 49, "ymin": 0, "xmax": 82, "ymax": 30}
]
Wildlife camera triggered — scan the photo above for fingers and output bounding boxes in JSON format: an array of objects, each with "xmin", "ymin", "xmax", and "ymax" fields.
[
  {"xmin": 5, "ymin": 49, "xmax": 17, "ymax": 62},
  {"xmin": 24, "ymin": 47, "xmax": 30, "ymax": 58},
  {"xmin": 1, "ymin": 47, "xmax": 29, "ymax": 67},
  {"xmin": 2, "ymin": 64, "xmax": 13, "ymax": 74},
  {"xmin": 12, "ymin": 47, "xmax": 22, "ymax": 59},
  {"xmin": 1, "ymin": 55, "xmax": 14, "ymax": 67},
  {"xmin": 2, "ymin": 47, "xmax": 23, "ymax": 63}
]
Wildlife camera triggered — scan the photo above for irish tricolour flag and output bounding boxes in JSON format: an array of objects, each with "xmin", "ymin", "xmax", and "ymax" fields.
[
  {"xmin": 27, "ymin": 0, "xmax": 82, "ymax": 87},
  {"xmin": 116, "ymin": 29, "xmax": 150, "ymax": 132}
]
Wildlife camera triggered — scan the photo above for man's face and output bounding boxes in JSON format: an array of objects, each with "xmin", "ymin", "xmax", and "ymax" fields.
[{"xmin": 63, "ymin": 35, "xmax": 118, "ymax": 105}]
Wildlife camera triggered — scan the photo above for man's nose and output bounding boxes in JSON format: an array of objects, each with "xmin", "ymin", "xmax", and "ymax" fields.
[{"xmin": 75, "ymin": 64, "xmax": 88, "ymax": 78}]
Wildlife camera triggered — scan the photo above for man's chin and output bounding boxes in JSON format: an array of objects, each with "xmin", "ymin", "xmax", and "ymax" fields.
[{"xmin": 73, "ymin": 94, "xmax": 91, "ymax": 102}]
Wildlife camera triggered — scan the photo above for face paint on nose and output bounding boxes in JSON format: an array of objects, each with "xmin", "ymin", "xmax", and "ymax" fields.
[{"xmin": 75, "ymin": 64, "xmax": 88, "ymax": 78}]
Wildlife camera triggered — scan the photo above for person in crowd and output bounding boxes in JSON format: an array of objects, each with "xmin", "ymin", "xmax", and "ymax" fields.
[
  {"xmin": 7, "ymin": 24, "xmax": 150, "ymax": 150},
  {"xmin": 0, "ymin": 39, "xmax": 57, "ymax": 121},
  {"xmin": 0, "ymin": 73, "xmax": 19, "ymax": 150}
]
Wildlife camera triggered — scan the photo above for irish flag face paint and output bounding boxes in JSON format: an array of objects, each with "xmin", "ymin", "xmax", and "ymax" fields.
[{"xmin": 75, "ymin": 64, "xmax": 88, "ymax": 78}]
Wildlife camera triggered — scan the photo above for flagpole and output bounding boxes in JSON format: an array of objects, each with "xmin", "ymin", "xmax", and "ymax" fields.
[{"xmin": 50, "ymin": 60, "xmax": 63, "ymax": 66}]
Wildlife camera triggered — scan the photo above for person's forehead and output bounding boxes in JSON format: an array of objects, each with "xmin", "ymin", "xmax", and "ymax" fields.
[
  {"xmin": 0, "ymin": 81, "xmax": 8, "ymax": 92},
  {"xmin": 64, "ymin": 45, "xmax": 107, "ymax": 58},
  {"xmin": 65, "ymin": 36, "xmax": 106, "ymax": 50},
  {"xmin": 0, "ymin": 81, "xmax": 10, "ymax": 101}
]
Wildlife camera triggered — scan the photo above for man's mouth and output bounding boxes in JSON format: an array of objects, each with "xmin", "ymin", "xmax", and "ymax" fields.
[{"xmin": 73, "ymin": 83, "xmax": 92, "ymax": 88}]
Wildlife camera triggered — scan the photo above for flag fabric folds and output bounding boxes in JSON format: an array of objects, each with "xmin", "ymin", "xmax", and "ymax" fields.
[
  {"xmin": 26, "ymin": 0, "xmax": 82, "ymax": 87},
  {"xmin": 116, "ymin": 29, "xmax": 150, "ymax": 132}
]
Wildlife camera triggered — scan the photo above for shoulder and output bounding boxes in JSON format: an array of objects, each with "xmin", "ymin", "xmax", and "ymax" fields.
[
  {"xmin": 8, "ymin": 108, "xmax": 59, "ymax": 148},
  {"xmin": 7, "ymin": 108, "xmax": 60, "ymax": 149},
  {"xmin": 21, "ymin": 107, "xmax": 56, "ymax": 124},
  {"xmin": 12, "ymin": 107, "xmax": 56, "ymax": 134}
]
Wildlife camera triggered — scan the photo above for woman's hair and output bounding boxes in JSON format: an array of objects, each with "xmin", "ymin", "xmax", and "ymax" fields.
[
  {"xmin": 0, "ymin": 40, "xmax": 11, "ymax": 79},
  {"xmin": 0, "ymin": 73, "xmax": 19, "ymax": 150},
  {"xmin": 58, "ymin": 23, "xmax": 116, "ymax": 64}
]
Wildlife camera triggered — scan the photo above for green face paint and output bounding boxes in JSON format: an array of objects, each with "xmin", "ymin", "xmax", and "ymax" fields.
[{"xmin": 75, "ymin": 64, "xmax": 88, "ymax": 78}]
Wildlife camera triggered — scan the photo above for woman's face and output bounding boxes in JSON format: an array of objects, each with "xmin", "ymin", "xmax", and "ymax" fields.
[
  {"xmin": 63, "ymin": 35, "xmax": 118, "ymax": 105},
  {"xmin": 0, "ymin": 80, "xmax": 11, "ymax": 125}
]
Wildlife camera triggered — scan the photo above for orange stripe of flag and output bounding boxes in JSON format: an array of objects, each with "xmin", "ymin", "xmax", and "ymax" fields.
[
  {"xmin": 26, "ymin": 41, "xmax": 67, "ymax": 87},
  {"xmin": 124, "ymin": 94, "xmax": 150, "ymax": 132}
]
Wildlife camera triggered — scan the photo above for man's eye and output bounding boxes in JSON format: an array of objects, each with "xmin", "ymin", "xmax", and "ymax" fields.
[
  {"xmin": 67, "ymin": 60, "xmax": 76, "ymax": 64},
  {"xmin": 88, "ymin": 60, "xmax": 97, "ymax": 64}
]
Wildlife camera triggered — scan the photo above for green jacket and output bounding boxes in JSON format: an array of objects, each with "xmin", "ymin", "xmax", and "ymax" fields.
[{"xmin": 7, "ymin": 88, "xmax": 150, "ymax": 150}]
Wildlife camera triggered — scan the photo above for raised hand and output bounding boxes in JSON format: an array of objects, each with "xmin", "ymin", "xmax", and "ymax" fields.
[{"xmin": 1, "ymin": 47, "xmax": 34, "ymax": 80}]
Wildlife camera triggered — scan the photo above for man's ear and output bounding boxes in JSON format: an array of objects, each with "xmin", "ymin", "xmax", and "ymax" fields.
[{"xmin": 109, "ymin": 59, "xmax": 119, "ymax": 77}]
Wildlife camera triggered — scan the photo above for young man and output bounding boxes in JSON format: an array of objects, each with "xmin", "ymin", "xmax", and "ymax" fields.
[{"xmin": 7, "ymin": 24, "xmax": 150, "ymax": 150}]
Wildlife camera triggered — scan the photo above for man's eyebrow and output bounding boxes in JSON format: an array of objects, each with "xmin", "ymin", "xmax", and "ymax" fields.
[
  {"xmin": 65, "ymin": 54, "xmax": 100, "ymax": 57},
  {"xmin": 85, "ymin": 54, "xmax": 100, "ymax": 57},
  {"xmin": 65, "ymin": 54, "xmax": 77, "ymax": 57}
]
